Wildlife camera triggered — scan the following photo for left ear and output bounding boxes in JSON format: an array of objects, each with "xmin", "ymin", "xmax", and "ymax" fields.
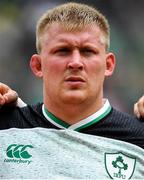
[{"xmin": 105, "ymin": 52, "xmax": 116, "ymax": 77}]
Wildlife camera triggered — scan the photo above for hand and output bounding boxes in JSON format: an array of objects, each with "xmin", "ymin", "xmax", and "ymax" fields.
[
  {"xmin": 0, "ymin": 82, "xmax": 18, "ymax": 106},
  {"xmin": 134, "ymin": 95, "xmax": 144, "ymax": 118}
]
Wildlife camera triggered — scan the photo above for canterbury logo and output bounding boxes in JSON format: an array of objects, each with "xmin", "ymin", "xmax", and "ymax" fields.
[{"xmin": 6, "ymin": 144, "xmax": 34, "ymax": 159}]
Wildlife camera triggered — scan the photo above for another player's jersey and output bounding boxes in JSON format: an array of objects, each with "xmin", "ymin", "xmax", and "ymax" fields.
[{"xmin": 0, "ymin": 128, "xmax": 144, "ymax": 179}]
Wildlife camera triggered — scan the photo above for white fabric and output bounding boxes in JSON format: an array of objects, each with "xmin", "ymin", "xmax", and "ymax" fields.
[{"xmin": 0, "ymin": 128, "xmax": 143, "ymax": 179}]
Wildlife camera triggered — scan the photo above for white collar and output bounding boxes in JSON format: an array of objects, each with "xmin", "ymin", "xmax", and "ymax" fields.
[{"xmin": 42, "ymin": 99, "xmax": 111, "ymax": 131}]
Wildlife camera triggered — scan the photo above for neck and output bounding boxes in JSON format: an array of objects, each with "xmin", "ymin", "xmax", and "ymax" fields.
[{"xmin": 44, "ymin": 98, "xmax": 104, "ymax": 125}]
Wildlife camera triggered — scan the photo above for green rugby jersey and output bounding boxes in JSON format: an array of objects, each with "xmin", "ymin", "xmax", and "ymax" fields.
[{"xmin": 0, "ymin": 128, "xmax": 144, "ymax": 179}]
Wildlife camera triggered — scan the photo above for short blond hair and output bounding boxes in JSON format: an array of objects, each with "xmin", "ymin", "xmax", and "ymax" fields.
[{"xmin": 36, "ymin": 2, "xmax": 110, "ymax": 53}]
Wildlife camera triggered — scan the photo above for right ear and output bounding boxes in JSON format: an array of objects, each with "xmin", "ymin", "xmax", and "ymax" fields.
[{"xmin": 30, "ymin": 54, "xmax": 43, "ymax": 78}]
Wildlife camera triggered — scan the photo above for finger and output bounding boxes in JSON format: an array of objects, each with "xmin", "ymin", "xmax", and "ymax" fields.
[
  {"xmin": 134, "ymin": 103, "xmax": 140, "ymax": 118},
  {"xmin": 0, "ymin": 93, "xmax": 5, "ymax": 105},
  {"xmin": 3, "ymin": 90, "xmax": 18, "ymax": 104},
  {"xmin": 0, "ymin": 83, "xmax": 9, "ymax": 94},
  {"xmin": 137, "ymin": 96, "xmax": 144, "ymax": 118}
]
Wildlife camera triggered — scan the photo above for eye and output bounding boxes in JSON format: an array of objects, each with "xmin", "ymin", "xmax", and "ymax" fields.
[
  {"xmin": 54, "ymin": 47, "xmax": 71, "ymax": 56},
  {"xmin": 80, "ymin": 48, "xmax": 98, "ymax": 56}
]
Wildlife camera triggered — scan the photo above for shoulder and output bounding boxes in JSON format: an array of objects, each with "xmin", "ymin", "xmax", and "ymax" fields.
[
  {"xmin": 18, "ymin": 102, "xmax": 44, "ymax": 121},
  {"xmin": 21, "ymin": 102, "xmax": 43, "ymax": 114},
  {"xmin": 83, "ymin": 107, "xmax": 144, "ymax": 148},
  {"xmin": 0, "ymin": 102, "xmax": 42, "ymax": 116},
  {"xmin": 109, "ymin": 108, "xmax": 144, "ymax": 132},
  {"xmin": 109, "ymin": 107, "xmax": 144, "ymax": 137},
  {"xmin": 0, "ymin": 103, "xmax": 43, "ymax": 129},
  {"xmin": 111, "ymin": 108, "xmax": 143, "ymax": 125}
]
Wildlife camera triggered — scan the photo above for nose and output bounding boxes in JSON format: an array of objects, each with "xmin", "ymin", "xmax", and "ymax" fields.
[{"xmin": 67, "ymin": 50, "xmax": 84, "ymax": 70}]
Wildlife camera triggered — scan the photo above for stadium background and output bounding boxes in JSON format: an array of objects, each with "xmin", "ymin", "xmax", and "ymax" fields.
[{"xmin": 0, "ymin": 0, "xmax": 143, "ymax": 114}]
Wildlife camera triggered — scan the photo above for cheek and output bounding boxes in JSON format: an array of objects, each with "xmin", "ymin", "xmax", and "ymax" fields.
[
  {"xmin": 42, "ymin": 58, "xmax": 66, "ymax": 78},
  {"xmin": 87, "ymin": 60, "xmax": 106, "ymax": 90},
  {"xmin": 88, "ymin": 59, "xmax": 106, "ymax": 77}
]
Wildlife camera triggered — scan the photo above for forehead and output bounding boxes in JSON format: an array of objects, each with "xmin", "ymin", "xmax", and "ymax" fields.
[{"xmin": 41, "ymin": 23, "xmax": 105, "ymax": 47}]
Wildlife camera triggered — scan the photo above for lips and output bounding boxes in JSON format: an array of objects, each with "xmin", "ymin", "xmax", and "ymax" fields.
[{"xmin": 65, "ymin": 76, "xmax": 85, "ymax": 82}]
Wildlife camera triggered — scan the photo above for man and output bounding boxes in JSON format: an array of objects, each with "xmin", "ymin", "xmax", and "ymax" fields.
[{"xmin": 0, "ymin": 3, "xmax": 144, "ymax": 179}]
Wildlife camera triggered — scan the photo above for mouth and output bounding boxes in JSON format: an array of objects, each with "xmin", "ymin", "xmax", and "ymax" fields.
[
  {"xmin": 64, "ymin": 76, "xmax": 86, "ymax": 89},
  {"xmin": 65, "ymin": 76, "xmax": 85, "ymax": 83}
]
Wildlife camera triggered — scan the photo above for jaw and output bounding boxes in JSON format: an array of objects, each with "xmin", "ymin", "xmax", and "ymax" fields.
[{"xmin": 59, "ymin": 89, "xmax": 88, "ymax": 105}]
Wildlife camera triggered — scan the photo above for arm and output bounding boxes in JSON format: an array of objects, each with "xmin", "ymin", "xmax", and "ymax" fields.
[{"xmin": 134, "ymin": 95, "xmax": 144, "ymax": 118}]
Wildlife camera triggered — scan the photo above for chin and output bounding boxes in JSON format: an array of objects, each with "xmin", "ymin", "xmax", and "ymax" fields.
[{"xmin": 61, "ymin": 92, "xmax": 86, "ymax": 104}]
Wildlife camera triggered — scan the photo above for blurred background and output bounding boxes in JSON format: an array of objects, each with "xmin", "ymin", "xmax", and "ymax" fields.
[{"xmin": 0, "ymin": 0, "xmax": 143, "ymax": 114}]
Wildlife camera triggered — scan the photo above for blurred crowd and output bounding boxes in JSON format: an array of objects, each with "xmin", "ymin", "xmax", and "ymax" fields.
[{"xmin": 0, "ymin": 0, "xmax": 144, "ymax": 114}]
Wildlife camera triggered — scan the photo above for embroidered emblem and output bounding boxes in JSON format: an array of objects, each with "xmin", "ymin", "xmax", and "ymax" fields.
[{"xmin": 105, "ymin": 152, "xmax": 136, "ymax": 179}]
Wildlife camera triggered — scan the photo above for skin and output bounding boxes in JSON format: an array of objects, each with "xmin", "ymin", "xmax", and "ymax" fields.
[
  {"xmin": 0, "ymin": 24, "xmax": 143, "ymax": 119},
  {"xmin": 0, "ymin": 83, "xmax": 18, "ymax": 106},
  {"xmin": 134, "ymin": 95, "xmax": 144, "ymax": 118},
  {"xmin": 30, "ymin": 23, "xmax": 115, "ymax": 124}
]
